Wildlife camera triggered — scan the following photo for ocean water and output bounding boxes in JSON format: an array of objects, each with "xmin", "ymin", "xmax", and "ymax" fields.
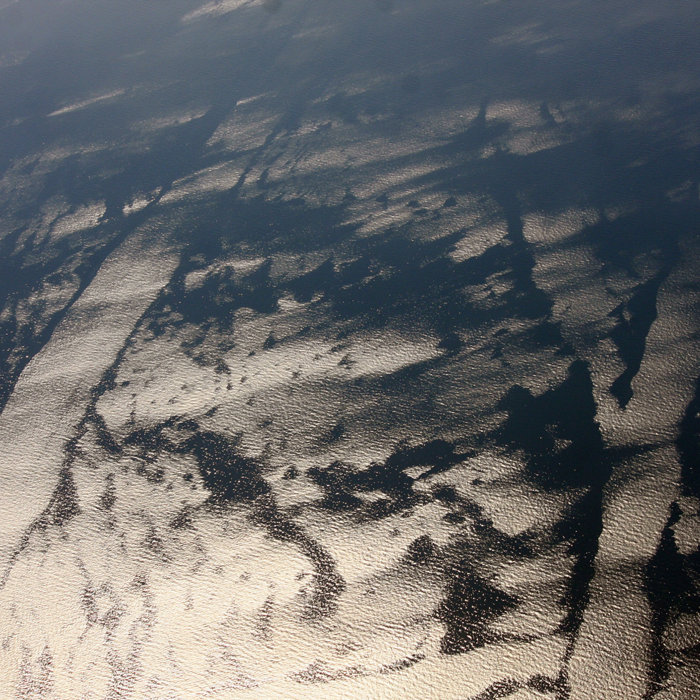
[{"xmin": 0, "ymin": 1, "xmax": 698, "ymax": 698}]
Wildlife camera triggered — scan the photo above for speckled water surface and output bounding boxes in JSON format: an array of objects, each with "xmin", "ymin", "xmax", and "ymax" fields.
[{"xmin": 0, "ymin": 1, "xmax": 698, "ymax": 698}]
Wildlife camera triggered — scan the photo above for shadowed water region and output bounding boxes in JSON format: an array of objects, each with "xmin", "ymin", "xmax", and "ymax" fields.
[{"xmin": 0, "ymin": 1, "xmax": 698, "ymax": 698}]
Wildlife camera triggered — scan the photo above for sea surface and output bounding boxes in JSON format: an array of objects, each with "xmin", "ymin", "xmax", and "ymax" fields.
[{"xmin": 0, "ymin": 1, "xmax": 698, "ymax": 698}]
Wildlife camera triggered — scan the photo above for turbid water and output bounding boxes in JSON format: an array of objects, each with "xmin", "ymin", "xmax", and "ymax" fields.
[{"xmin": 0, "ymin": 1, "xmax": 698, "ymax": 698}]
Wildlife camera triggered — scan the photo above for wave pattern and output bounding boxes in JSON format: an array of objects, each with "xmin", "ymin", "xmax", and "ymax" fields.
[{"xmin": 0, "ymin": 1, "xmax": 698, "ymax": 698}]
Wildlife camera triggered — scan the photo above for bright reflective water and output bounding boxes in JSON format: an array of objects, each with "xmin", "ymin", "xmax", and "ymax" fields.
[{"xmin": 0, "ymin": 1, "xmax": 698, "ymax": 698}]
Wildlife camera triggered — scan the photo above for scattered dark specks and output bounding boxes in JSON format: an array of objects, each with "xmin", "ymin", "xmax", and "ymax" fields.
[
  {"xmin": 263, "ymin": 333, "xmax": 277, "ymax": 350},
  {"xmin": 99, "ymin": 477, "xmax": 116, "ymax": 511},
  {"xmin": 45, "ymin": 467, "xmax": 80, "ymax": 526},
  {"xmin": 214, "ymin": 359, "xmax": 230, "ymax": 374},
  {"xmin": 406, "ymin": 534, "xmax": 436, "ymax": 564},
  {"xmin": 81, "ymin": 587, "xmax": 98, "ymax": 624},
  {"xmin": 138, "ymin": 465, "xmax": 164, "ymax": 484},
  {"xmin": 443, "ymin": 512, "xmax": 465, "ymax": 524},
  {"xmin": 100, "ymin": 606, "xmax": 123, "ymax": 631},
  {"xmin": 470, "ymin": 678, "xmax": 521, "ymax": 700},
  {"xmin": 528, "ymin": 673, "xmax": 564, "ymax": 695},
  {"xmin": 255, "ymin": 597, "xmax": 275, "ymax": 641},
  {"xmin": 433, "ymin": 485, "xmax": 458, "ymax": 504},
  {"xmin": 338, "ymin": 354, "xmax": 354, "ymax": 368},
  {"xmin": 292, "ymin": 662, "xmax": 334, "ymax": 685},
  {"xmin": 320, "ymin": 422, "xmax": 345, "ymax": 445},
  {"xmin": 145, "ymin": 529, "xmax": 165, "ymax": 556},
  {"xmin": 380, "ymin": 654, "xmax": 425, "ymax": 674}
]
